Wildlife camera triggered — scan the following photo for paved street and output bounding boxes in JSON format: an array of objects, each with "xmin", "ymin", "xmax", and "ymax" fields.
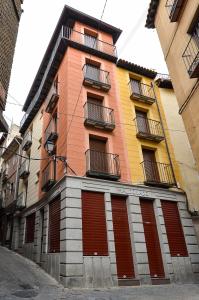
[{"xmin": 1, "ymin": 246, "xmax": 199, "ymax": 299}]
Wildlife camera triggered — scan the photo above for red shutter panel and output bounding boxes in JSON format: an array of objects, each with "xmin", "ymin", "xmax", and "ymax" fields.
[
  {"xmin": 140, "ymin": 199, "xmax": 165, "ymax": 278},
  {"xmin": 82, "ymin": 191, "xmax": 108, "ymax": 256},
  {"xmin": 161, "ymin": 200, "xmax": 188, "ymax": 257},
  {"xmin": 49, "ymin": 197, "xmax": 60, "ymax": 253},
  {"xmin": 26, "ymin": 213, "xmax": 35, "ymax": 243},
  {"xmin": 111, "ymin": 196, "xmax": 135, "ymax": 279}
]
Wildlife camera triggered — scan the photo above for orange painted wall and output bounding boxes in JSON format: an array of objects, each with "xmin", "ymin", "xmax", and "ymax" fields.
[{"xmin": 39, "ymin": 21, "xmax": 131, "ymax": 198}]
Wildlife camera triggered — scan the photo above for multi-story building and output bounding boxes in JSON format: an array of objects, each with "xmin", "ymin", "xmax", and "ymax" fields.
[
  {"xmin": 145, "ymin": 1, "xmax": 199, "ymax": 188},
  {"xmin": 11, "ymin": 6, "xmax": 199, "ymax": 288},
  {"xmin": 0, "ymin": 0, "xmax": 23, "ymax": 133},
  {"xmin": 0, "ymin": 124, "xmax": 21, "ymax": 247}
]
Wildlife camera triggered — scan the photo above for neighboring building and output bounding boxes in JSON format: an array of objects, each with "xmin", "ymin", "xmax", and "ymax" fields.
[
  {"xmin": 0, "ymin": 124, "xmax": 21, "ymax": 247},
  {"xmin": 10, "ymin": 6, "xmax": 199, "ymax": 288},
  {"xmin": 145, "ymin": 1, "xmax": 199, "ymax": 186},
  {"xmin": 0, "ymin": 0, "xmax": 23, "ymax": 133}
]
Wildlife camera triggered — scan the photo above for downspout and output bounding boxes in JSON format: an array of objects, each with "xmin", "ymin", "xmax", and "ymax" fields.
[{"xmin": 151, "ymin": 82, "xmax": 177, "ymax": 186}]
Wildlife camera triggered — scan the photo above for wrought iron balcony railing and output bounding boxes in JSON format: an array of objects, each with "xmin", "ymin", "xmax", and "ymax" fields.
[
  {"xmin": 84, "ymin": 102, "xmax": 115, "ymax": 131},
  {"xmin": 83, "ymin": 64, "xmax": 111, "ymax": 91},
  {"xmin": 86, "ymin": 149, "xmax": 120, "ymax": 180},
  {"xmin": 63, "ymin": 26, "xmax": 117, "ymax": 57},
  {"xmin": 22, "ymin": 130, "xmax": 32, "ymax": 151},
  {"xmin": 141, "ymin": 161, "xmax": 175, "ymax": 187},
  {"xmin": 16, "ymin": 192, "xmax": 26, "ymax": 209},
  {"xmin": 19, "ymin": 160, "xmax": 29, "ymax": 179},
  {"xmin": 44, "ymin": 118, "xmax": 58, "ymax": 146},
  {"xmin": 182, "ymin": 35, "xmax": 199, "ymax": 78},
  {"xmin": 134, "ymin": 117, "xmax": 164, "ymax": 142},
  {"xmin": 41, "ymin": 160, "xmax": 56, "ymax": 192},
  {"xmin": 45, "ymin": 80, "xmax": 59, "ymax": 113},
  {"xmin": 129, "ymin": 81, "xmax": 155, "ymax": 104},
  {"xmin": 2, "ymin": 167, "xmax": 8, "ymax": 183},
  {"xmin": 165, "ymin": 0, "xmax": 184, "ymax": 22}
]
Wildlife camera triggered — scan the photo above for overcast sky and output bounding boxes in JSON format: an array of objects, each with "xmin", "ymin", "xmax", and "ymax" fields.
[{"xmin": 5, "ymin": 0, "xmax": 167, "ymax": 126}]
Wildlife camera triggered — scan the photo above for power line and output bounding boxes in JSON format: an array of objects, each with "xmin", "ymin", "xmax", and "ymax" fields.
[{"xmin": 0, "ymin": 146, "xmax": 50, "ymax": 161}]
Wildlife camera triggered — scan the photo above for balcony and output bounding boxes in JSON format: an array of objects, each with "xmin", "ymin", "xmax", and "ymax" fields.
[
  {"xmin": 83, "ymin": 64, "xmax": 111, "ymax": 92},
  {"xmin": 44, "ymin": 118, "xmax": 58, "ymax": 148},
  {"xmin": 22, "ymin": 131, "xmax": 32, "ymax": 151},
  {"xmin": 16, "ymin": 192, "xmax": 26, "ymax": 210},
  {"xmin": 165, "ymin": 0, "xmax": 184, "ymax": 22},
  {"xmin": 129, "ymin": 81, "xmax": 155, "ymax": 104},
  {"xmin": 45, "ymin": 82, "xmax": 59, "ymax": 113},
  {"xmin": 41, "ymin": 160, "xmax": 56, "ymax": 192},
  {"xmin": 19, "ymin": 160, "xmax": 29, "ymax": 179},
  {"xmin": 86, "ymin": 149, "xmax": 120, "ymax": 180},
  {"xmin": 182, "ymin": 35, "xmax": 199, "ymax": 78},
  {"xmin": 141, "ymin": 161, "xmax": 175, "ymax": 187},
  {"xmin": 134, "ymin": 117, "xmax": 164, "ymax": 142},
  {"xmin": 84, "ymin": 102, "xmax": 115, "ymax": 131},
  {"xmin": 2, "ymin": 168, "xmax": 8, "ymax": 183}
]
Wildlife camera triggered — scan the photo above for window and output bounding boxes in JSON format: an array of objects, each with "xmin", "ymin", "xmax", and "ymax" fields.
[
  {"xmin": 49, "ymin": 198, "xmax": 60, "ymax": 253},
  {"xmin": 25, "ymin": 213, "xmax": 35, "ymax": 243},
  {"xmin": 82, "ymin": 191, "xmax": 108, "ymax": 256},
  {"xmin": 130, "ymin": 79, "xmax": 141, "ymax": 95},
  {"xmin": 84, "ymin": 29, "xmax": 98, "ymax": 50}
]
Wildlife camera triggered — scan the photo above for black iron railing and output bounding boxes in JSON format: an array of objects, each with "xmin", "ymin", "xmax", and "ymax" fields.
[
  {"xmin": 84, "ymin": 102, "xmax": 115, "ymax": 129},
  {"xmin": 19, "ymin": 160, "xmax": 29, "ymax": 179},
  {"xmin": 134, "ymin": 117, "xmax": 164, "ymax": 140},
  {"xmin": 22, "ymin": 131, "xmax": 32, "ymax": 151},
  {"xmin": 44, "ymin": 118, "xmax": 58, "ymax": 145},
  {"xmin": 83, "ymin": 64, "xmax": 110, "ymax": 87},
  {"xmin": 182, "ymin": 35, "xmax": 199, "ymax": 78},
  {"xmin": 141, "ymin": 161, "xmax": 175, "ymax": 186},
  {"xmin": 129, "ymin": 80, "xmax": 155, "ymax": 103},
  {"xmin": 165, "ymin": 0, "xmax": 184, "ymax": 22},
  {"xmin": 86, "ymin": 149, "xmax": 120, "ymax": 180},
  {"xmin": 16, "ymin": 192, "xmax": 26, "ymax": 209},
  {"xmin": 63, "ymin": 26, "xmax": 117, "ymax": 57},
  {"xmin": 41, "ymin": 160, "xmax": 56, "ymax": 191}
]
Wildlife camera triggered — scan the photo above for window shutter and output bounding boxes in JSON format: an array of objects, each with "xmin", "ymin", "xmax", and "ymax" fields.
[
  {"xmin": 49, "ymin": 197, "xmax": 60, "ymax": 253},
  {"xmin": 161, "ymin": 200, "xmax": 188, "ymax": 257},
  {"xmin": 82, "ymin": 191, "xmax": 108, "ymax": 256}
]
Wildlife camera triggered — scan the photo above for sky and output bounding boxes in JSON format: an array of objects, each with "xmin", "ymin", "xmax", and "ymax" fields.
[{"xmin": 5, "ymin": 0, "xmax": 168, "ymax": 127}]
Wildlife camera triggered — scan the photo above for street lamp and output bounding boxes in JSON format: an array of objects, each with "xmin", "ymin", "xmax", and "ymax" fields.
[{"xmin": 45, "ymin": 141, "xmax": 54, "ymax": 154}]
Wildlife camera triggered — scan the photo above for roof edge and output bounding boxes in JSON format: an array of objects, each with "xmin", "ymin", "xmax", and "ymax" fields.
[
  {"xmin": 117, "ymin": 59, "xmax": 157, "ymax": 79},
  {"xmin": 145, "ymin": 0, "xmax": 160, "ymax": 29}
]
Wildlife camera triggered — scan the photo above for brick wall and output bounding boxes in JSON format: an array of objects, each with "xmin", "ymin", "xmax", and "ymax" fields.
[{"xmin": 0, "ymin": 0, "xmax": 23, "ymax": 110}]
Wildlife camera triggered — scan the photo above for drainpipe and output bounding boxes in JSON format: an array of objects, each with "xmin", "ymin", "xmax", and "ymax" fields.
[
  {"xmin": 10, "ymin": 138, "xmax": 22, "ymax": 249},
  {"xmin": 151, "ymin": 82, "xmax": 177, "ymax": 187}
]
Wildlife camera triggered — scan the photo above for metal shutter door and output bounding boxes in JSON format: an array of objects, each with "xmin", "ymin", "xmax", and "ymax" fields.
[
  {"xmin": 82, "ymin": 191, "xmax": 108, "ymax": 256},
  {"xmin": 161, "ymin": 200, "xmax": 188, "ymax": 256},
  {"xmin": 49, "ymin": 197, "xmax": 60, "ymax": 253},
  {"xmin": 26, "ymin": 213, "xmax": 35, "ymax": 243},
  {"xmin": 140, "ymin": 199, "xmax": 165, "ymax": 278},
  {"xmin": 111, "ymin": 196, "xmax": 135, "ymax": 279}
]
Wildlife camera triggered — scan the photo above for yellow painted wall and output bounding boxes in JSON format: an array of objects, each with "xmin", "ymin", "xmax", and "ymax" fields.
[{"xmin": 116, "ymin": 67, "xmax": 182, "ymax": 187}]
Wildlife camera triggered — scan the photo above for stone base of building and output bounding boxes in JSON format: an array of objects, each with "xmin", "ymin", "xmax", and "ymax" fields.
[{"xmin": 12, "ymin": 175, "xmax": 199, "ymax": 288}]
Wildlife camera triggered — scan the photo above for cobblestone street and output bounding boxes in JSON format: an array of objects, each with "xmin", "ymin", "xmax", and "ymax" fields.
[{"xmin": 1, "ymin": 246, "xmax": 199, "ymax": 300}]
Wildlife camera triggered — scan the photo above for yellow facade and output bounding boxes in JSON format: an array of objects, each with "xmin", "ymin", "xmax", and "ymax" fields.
[{"xmin": 116, "ymin": 66, "xmax": 183, "ymax": 188}]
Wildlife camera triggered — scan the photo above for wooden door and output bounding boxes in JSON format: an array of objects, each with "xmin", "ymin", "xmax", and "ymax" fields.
[
  {"xmin": 111, "ymin": 196, "xmax": 135, "ymax": 279},
  {"xmin": 49, "ymin": 197, "xmax": 60, "ymax": 253},
  {"xmin": 87, "ymin": 98, "xmax": 103, "ymax": 122},
  {"xmin": 82, "ymin": 191, "xmax": 108, "ymax": 255},
  {"xmin": 142, "ymin": 149, "xmax": 160, "ymax": 182},
  {"xmin": 140, "ymin": 199, "xmax": 165, "ymax": 278},
  {"xmin": 86, "ymin": 64, "xmax": 100, "ymax": 81},
  {"xmin": 89, "ymin": 138, "xmax": 108, "ymax": 173},
  {"xmin": 131, "ymin": 79, "xmax": 141, "ymax": 95},
  {"xmin": 136, "ymin": 111, "xmax": 149, "ymax": 134}
]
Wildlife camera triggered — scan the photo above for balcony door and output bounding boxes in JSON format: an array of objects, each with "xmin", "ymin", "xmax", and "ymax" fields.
[
  {"xmin": 86, "ymin": 64, "xmax": 100, "ymax": 82},
  {"xmin": 87, "ymin": 98, "xmax": 104, "ymax": 123},
  {"xmin": 130, "ymin": 79, "xmax": 141, "ymax": 95},
  {"xmin": 136, "ymin": 111, "xmax": 149, "ymax": 134},
  {"xmin": 142, "ymin": 149, "xmax": 160, "ymax": 183},
  {"xmin": 89, "ymin": 138, "xmax": 108, "ymax": 174},
  {"xmin": 84, "ymin": 34, "xmax": 98, "ymax": 50}
]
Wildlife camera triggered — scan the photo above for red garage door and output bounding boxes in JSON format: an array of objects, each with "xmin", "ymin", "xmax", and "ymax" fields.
[
  {"xmin": 82, "ymin": 191, "xmax": 108, "ymax": 256},
  {"xmin": 140, "ymin": 199, "xmax": 165, "ymax": 278},
  {"xmin": 111, "ymin": 196, "xmax": 135, "ymax": 278},
  {"xmin": 161, "ymin": 200, "xmax": 188, "ymax": 257}
]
